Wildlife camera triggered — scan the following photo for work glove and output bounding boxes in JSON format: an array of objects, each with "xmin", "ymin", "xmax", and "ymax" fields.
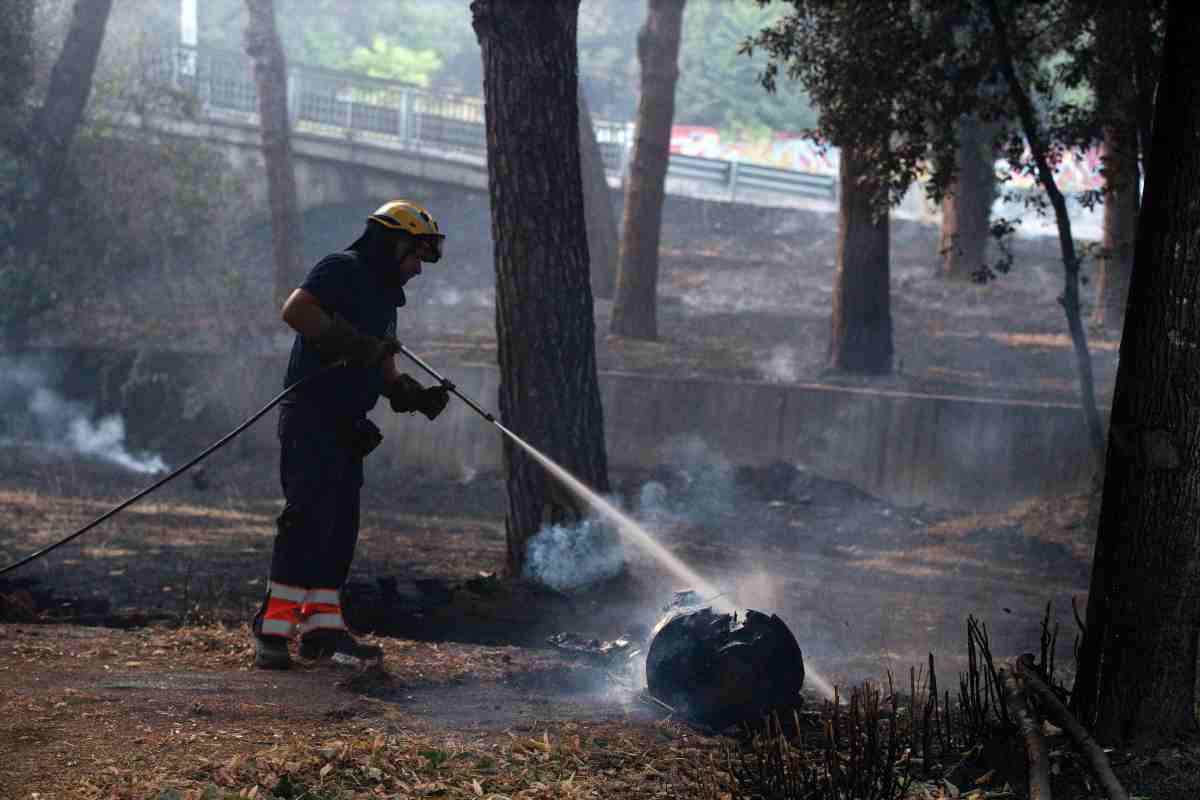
[
  {"xmin": 314, "ymin": 313, "xmax": 399, "ymax": 367},
  {"xmin": 386, "ymin": 373, "xmax": 450, "ymax": 421}
]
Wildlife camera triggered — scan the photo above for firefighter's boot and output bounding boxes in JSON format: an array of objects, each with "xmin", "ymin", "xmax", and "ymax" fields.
[
  {"xmin": 250, "ymin": 609, "xmax": 292, "ymax": 671},
  {"xmin": 254, "ymin": 635, "xmax": 292, "ymax": 670}
]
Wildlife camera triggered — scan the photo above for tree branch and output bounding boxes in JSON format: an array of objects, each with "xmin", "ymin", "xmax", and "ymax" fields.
[
  {"xmin": 1017, "ymin": 654, "xmax": 1130, "ymax": 800},
  {"xmin": 983, "ymin": 0, "xmax": 1105, "ymax": 459},
  {"xmin": 999, "ymin": 664, "xmax": 1053, "ymax": 800}
]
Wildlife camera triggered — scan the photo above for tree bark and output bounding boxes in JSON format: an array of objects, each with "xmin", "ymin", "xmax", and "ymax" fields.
[
  {"xmin": 1071, "ymin": 1, "xmax": 1200, "ymax": 747},
  {"xmin": 0, "ymin": 0, "xmax": 36, "ymax": 154},
  {"xmin": 471, "ymin": 0, "xmax": 612, "ymax": 577},
  {"xmin": 579, "ymin": 86, "xmax": 619, "ymax": 300},
  {"xmin": 245, "ymin": 0, "xmax": 305, "ymax": 312},
  {"xmin": 3, "ymin": 0, "xmax": 112, "ymax": 347},
  {"xmin": 828, "ymin": 145, "xmax": 892, "ymax": 373},
  {"xmin": 610, "ymin": 0, "xmax": 687, "ymax": 340},
  {"xmin": 1092, "ymin": 3, "xmax": 1141, "ymax": 331},
  {"xmin": 985, "ymin": 0, "xmax": 1105, "ymax": 460},
  {"xmin": 10, "ymin": 0, "xmax": 113, "ymax": 258},
  {"xmin": 939, "ymin": 115, "xmax": 997, "ymax": 280}
]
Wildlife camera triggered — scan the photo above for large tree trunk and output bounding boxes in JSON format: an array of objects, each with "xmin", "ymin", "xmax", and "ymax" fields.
[
  {"xmin": 610, "ymin": 0, "xmax": 687, "ymax": 340},
  {"xmin": 1071, "ymin": 2, "xmax": 1200, "ymax": 747},
  {"xmin": 1091, "ymin": 3, "xmax": 1141, "ymax": 331},
  {"xmin": 939, "ymin": 115, "xmax": 997, "ymax": 280},
  {"xmin": 579, "ymin": 86, "xmax": 619, "ymax": 300},
  {"xmin": 471, "ymin": 0, "xmax": 612, "ymax": 577},
  {"xmin": 0, "ymin": 0, "xmax": 36, "ymax": 154},
  {"xmin": 828, "ymin": 145, "xmax": 892, "ymax": 373},
  {"xmin": 9, "ymin": 0, "xmax": 113, "ymax": 258},
  {"xmin": 245, "ymin": 0, "xmax": 304, "ymax": 313},
  {"xmin": 4, "ymin": 0, "xmax": 112, "ymax": 347}
]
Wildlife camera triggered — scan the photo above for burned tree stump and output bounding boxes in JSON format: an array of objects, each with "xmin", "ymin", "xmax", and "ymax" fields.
[{"xmin": 646, "ymin": 607, "xmax": 805, "ymax": 729}]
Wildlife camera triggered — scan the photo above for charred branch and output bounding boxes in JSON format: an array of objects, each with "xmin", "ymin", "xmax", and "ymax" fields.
[
  {"xmin": 1016, "ymin": 654, "xmax": 1130, "ymax": 800},
  {"xmin": 998, "ymin": 664, "xmax": 1052, "ymax": 800}
]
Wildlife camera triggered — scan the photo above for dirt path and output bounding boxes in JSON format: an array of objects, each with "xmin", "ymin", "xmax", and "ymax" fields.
[{"xmin": 1, "ymin": 623, "xmax": 711, "ymax": 798}]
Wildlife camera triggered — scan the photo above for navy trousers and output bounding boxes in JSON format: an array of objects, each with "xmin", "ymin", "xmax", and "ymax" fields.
[{"xmin": 269, "ymin": 404, "xmax": 364, "ymax": 590}]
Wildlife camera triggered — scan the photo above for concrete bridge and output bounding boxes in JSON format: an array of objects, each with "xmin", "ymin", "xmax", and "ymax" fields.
[{"xmin": 126, "ymin": 46, "xmax": 836, "ymax": 224}]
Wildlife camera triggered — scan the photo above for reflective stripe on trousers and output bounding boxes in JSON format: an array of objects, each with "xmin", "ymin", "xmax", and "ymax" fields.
[
  {"xmin": 259, "ymin": 580, "xmax": 306, "ymax": 638},
  {"xmin": 298, "ymin": 587, "xmax": 347, "ymax": 635},
  {"xmin": 260, "ymin": 583, "xmax": 347, "ymax": 638}
]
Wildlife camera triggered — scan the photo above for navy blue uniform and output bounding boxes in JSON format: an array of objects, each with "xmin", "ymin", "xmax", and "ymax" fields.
[
  {"xmin": 283, "ymin": 250, "xmax": 400, "ymax": 417},
  {"xmin": 257, "ymin": 250, "xmax": 400, "ymax": 641}
]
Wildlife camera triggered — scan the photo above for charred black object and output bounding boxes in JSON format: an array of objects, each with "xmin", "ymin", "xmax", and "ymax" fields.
[
  {"xmin": 646, "ymin": 607, "xmax": 805, "ymax": 729},
  {"xmin": 547, "ymin": 631, "xmax": 640, "ymax": 668}
]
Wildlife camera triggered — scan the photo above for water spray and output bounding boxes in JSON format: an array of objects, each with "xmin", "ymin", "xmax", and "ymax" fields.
[{"xmin": 397, "ymin": 344, "xmax": 837, "ymax": 700}]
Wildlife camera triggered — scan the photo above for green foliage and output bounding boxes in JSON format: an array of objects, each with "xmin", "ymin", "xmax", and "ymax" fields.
[
  {"xmin": 746, "ymin": 1, "xmax": 993, "ymax": 207},
  {"xmin": 745, "ymin": 0, "xmax": 1166, "ymax": 212},
  {"xmin": 347, "ymin": 35, "xmax": 442, "ymax": 85},
  {"xmin": 201, "ymin": 0, "xmax": 472, "ymax": 84},
  {"xmin": 676, "ymin": 0, "xmax": 817, "ymax": 134},
  {"xmin": 578, "ymin": 0, "xmax": 817, "ymax": 132}
]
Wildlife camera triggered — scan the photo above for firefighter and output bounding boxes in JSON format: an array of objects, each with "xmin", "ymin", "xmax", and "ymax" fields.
[{"xmin": 252, "ymin": 200, "xmax": 450, "ymax": 669}]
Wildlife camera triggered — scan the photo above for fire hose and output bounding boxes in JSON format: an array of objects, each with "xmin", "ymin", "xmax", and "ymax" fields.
[{"xmin": 0, "ymin": 343, "xmax": 496, "ymax": 577}]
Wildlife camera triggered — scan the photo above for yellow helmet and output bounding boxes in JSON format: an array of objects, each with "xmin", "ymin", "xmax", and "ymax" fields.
[{"xmin": 367, "ymin": 201, "xmax": 445, "ymax": 262}]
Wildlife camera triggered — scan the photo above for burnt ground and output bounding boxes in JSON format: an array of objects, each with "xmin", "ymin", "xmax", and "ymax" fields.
[{"xmin": 3, "ymin": 198, "xmax": 1196, "ymax": 798}]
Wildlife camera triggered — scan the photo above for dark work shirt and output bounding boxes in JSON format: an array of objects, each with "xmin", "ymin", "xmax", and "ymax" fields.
[{"xmin": 282, "ymin": 250, "xmax": 398, "ymax": 419}]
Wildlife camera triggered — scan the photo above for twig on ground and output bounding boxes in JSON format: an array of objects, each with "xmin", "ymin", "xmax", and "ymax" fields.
[
  {"xmin": 1016, "ymin": 654, "xmax": 1130, "ymax": 800},
  {"xmin": 999, "ymin": 663, "xmax": 1052, "ymax": 800},
  {"xmin": 640, "ymin": 690, "xmax": 676, "ymax": 716}
]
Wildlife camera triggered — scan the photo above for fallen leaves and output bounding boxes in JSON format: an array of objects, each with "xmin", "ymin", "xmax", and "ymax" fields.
[{"xmin": 53, "ymin": 721, "xmax": 727, "ymax": 800}]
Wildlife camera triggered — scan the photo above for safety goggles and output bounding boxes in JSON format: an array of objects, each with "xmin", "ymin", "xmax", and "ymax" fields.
[{"xmin": 416, "ymin": 234, "xmax": 445, "ymax": 263}]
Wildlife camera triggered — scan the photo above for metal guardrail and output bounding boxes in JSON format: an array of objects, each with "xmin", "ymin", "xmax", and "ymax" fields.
[{"xmin": 148, "ymin": 46, "xmax": 836, "ymax": 203}]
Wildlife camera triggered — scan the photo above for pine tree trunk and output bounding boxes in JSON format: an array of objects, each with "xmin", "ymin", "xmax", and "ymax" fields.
[
  {"xmin": 245, "ymin": 0, "xmax": 304, "ymax": 313},
  {"xmin": 828, "ymin": 145, "xmax": 892, "ymax": 373},
  {"xmin": 1072, "ymin": 2, "xmax": 1200, "ymax": 746},
  {"xmin": 471, "ymin": 0, "xmax": 612, "ymax": 577},
  {"xmin": 939, "ymin": 115, "xmax": 996, "ymax": 280},
  {"xmin": 1092, "ymin": 4, "xmax": 1141, "ymax": 331},
  {"xmin": 4, "ymin": 0, "xmax": 112, "ymax": 347},
  {"xmin": 579, "ymin": 87, "xmax": 619, "ymax": 300},
  {"xmin": 610, "ymin": 0, "xmax": 687, "ymax": 340},
  {"xmin": 0, "ymin": 0, "xmax": 36, "ymax": 153},
  {"xmin": 10, "ymin": 0, "xmax": 113, "ymax": 258}
]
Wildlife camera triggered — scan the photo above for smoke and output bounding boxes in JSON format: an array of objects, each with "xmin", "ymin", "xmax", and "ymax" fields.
[
  {"xmin": 522, "ymin": 513, "xmax": 626, "ymax": 591},
  {"xmin": 760, "ymin": 344, "xmax": 799, "ymax": 383},
  {"xmin": 0, "ymin": 359, "xmax": 168, "ymax": 475}
]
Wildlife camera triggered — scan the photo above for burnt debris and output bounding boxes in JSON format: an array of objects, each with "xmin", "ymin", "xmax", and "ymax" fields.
[{"xmin": 645, "ymin": 606, "xmax": 805, "ymax": 729}]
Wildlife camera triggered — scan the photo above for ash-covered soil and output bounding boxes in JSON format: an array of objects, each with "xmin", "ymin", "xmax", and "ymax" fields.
[{"xmin": 0, "ymin": 438, "xmax": 1093, "ymax": 686}]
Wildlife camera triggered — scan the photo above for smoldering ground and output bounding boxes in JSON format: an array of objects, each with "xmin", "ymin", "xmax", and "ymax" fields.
[{"xmin": 0, "ymin": 356, "xmax": 168, "ymax": 475}]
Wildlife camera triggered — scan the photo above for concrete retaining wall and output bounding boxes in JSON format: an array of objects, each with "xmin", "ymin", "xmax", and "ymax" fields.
[
  {"xmin": 7, "ymin": 348, "xmax": 1098, "ymax": 511},
  {"xmin": 372, "ymin": 363, "xmax": 1098, "ymax": 510}
]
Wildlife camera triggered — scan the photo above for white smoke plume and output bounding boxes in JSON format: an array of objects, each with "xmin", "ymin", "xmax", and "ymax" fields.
[
  {"xmin": 761, "ymin": 345, "xmax": 799, "ymax": 383},
  {"xmin": 522, "ymin": 514, "xmax": 626, "ymax": 591},
  {"xmin": 0, "ymin": 359, "xmax": 168, "ymax": 475}
]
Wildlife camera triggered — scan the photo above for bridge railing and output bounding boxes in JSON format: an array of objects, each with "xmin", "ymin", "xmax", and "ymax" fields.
[{"xmin": 148, "ymin": 46, "xmax": 835, "ymax": 202}]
